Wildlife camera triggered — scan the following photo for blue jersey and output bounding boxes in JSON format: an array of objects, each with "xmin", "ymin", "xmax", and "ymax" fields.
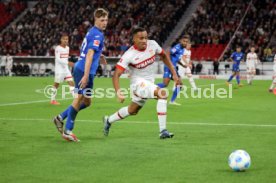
[
  {"xmin": 170, "ymin": 43, "xmax": 185, "ymax": 67},
  {"xmin": 231, "ymin": 52, "xmax": 244, "ymax": 66},
  {"xmin": 163, "ymin": 43, "xmax": 184, "ymax": 78},
  {"xmin": 75, "ymin": 26, "xmax": 104, "ymax": 75}
]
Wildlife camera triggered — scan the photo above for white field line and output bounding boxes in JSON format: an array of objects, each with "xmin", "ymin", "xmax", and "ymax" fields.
[
  {"xmin": 0, "ymin": 83, "xmax": 226, "ymax": 107},
  {"xmin": 0, "ymin": 98, "xmax": 71, "ymax": 107},
  {"xmin": 0, "ymin": 118, "xmax": 275, "ymax": 128}
]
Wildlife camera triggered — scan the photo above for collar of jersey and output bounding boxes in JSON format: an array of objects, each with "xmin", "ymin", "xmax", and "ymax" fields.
[
  {"xmin": 133, "ymin": 44, "xmax": 147, "ymax": 51},
  {"xmin": 93, "ymin": 26, "xmax": 103, "ymax": 32}
]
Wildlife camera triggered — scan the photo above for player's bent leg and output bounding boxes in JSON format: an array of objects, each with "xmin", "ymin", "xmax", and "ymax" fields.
[
  {"xmin": 227, "ymin": 72, "xmax": 236, "ymax": 85},
  {"xmin": 103, "ymin": 103, "xmax": 142, "ymax": 136},
  {"xmin": 157, "ymin": 77, "xmax": 170, "ymax": 88},
  {"xmin": 62, "ymin": 94, "xmax": 84, "ymax": 142},
  {"xmin": 187, "ymin": 73, "xmax": 197, "ymax": 90},
  {"xmin": 50, "ymin": 82, "xmax": 60, "ymax": 105},
  {"xmin": 154, "ymin": 88, "xmax": 174, "ymax": 139}
]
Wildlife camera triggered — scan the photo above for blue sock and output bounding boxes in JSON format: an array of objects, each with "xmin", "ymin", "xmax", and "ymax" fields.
[
  {"xmin": 170, "ymin": 86, "xmax": 180, "ymax": 102},
  {"xmin": 157, "ymin": 83, "xmax": 166, "ymax": 88},
  {"xmin": 60, "ymin": 103, "xmax": 88, "ymax": 120},
  {"xmin": 236, "ymin": 75, "xmax": 240, "ymax": 84},
  {"xmin": 228, "ymin": 75, "xmax": 234, "ymax": 82},
  {"xmin": 65, "ymin": 106, "xmax": 78, "ymax": 131}
]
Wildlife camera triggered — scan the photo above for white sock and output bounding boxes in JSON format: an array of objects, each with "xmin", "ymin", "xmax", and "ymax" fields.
[
  {"xmin": 51, "ymin": 87, "xmax": 57, "ymax": 101},
  {"xmin": 189, "ymin": 77, "xmax": 197, "ymax": 89},
  {"xmin": 157, "ymin": 99, "xmax": 167, "ymax": 132},
  {"xmin": 108, "ymin": 106, "xmax": 129, "ymax": 123},
  {"xmin": 247, "ymin": 73, "xmax": 250, "ymax": 84},
  {"xmin": 69, "ymin": 86, "xmax": 75, "ymax": 97}
]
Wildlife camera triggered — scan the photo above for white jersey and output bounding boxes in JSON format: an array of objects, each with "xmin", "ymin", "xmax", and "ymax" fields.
[
  {"xmin": 246, "ymin": 52, "xmax": 258, "ymax": 68},
  {"xmin": 116, "ymin": 40, "xmax": 163, "ymax": 84},
  {"xmin": 55, "ymin": 45, "xmax": 69, "ymax": 73},
  {"xmin": 181, "ymin": 49, "xmax": 191, "ymax": 66}
]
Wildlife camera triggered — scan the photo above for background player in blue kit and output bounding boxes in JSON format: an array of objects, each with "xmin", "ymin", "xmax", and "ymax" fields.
[
  {"xmin": 226, "ymin": 46, "xmax": 244, "ymax": 86},
  {"xmin": 157, "ymin": 35, "xmax": 188, "ymax": 105},
  {"xmin": 52, "ymin": 8, "xmax": 109, "ymax": 142}
]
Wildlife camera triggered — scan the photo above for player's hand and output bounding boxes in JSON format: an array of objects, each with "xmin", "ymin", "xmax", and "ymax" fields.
[
  {"xmin": 173, "ymin": 75, "xmax": 181, "ymax": 87},
  {"xmin": 79, "ymin": 75, "xmax": 88, "ymax": 89},
  {"xmin": 116, "ymin": 90, "xmax": 125, "ymax": 103}
]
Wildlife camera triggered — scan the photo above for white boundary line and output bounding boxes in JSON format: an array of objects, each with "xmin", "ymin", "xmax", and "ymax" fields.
[
  {"xmin": 0, "ymin": 118, "xmax": 275, "ymax": 128},
  {"xmin": 0, "ymin": 98, "xmax": 72, "ymax": 107}
]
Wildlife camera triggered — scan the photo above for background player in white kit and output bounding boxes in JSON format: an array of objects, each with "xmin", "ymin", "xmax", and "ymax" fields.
[
  {"xmin": 246, "ymin": 45, "xmax": 259, "ymax": 85},
  {"xmin": 269, "ymin": 54, "xmax": 276, "ymax": 93},
  {"xmin": 178, "ymin": 42, "xmax": 197, "ymax": 90},
  {"xmin": 50, "ymin": 34, "xmax": 75, "ymax": 105},
  {"xmin": 103, "ymin": 27, "xmax": 180, "ymax": 139}
]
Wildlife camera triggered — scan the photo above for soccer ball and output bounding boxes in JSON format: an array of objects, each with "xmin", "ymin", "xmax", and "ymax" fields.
[{"xmin": 228, "ymin": 150, "xmax": 251, "ymax": 171}]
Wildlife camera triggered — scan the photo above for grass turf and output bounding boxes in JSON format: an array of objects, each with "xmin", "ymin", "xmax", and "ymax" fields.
[{"xmin": 0, "ymin": 77, "xmax": 275, "ymax": 183}]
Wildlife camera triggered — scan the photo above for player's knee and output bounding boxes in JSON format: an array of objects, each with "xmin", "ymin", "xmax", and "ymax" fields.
[
  {"xmin": 157, "ymin": 89, "xmax": 168, "ymax": 99},
  {"xmin": 128, "ymin": 108, "xmax": 139, "ymax": 115},
  {"xmin": 83, "ymin": 99, "xmax": 91, "ymax": 107}
]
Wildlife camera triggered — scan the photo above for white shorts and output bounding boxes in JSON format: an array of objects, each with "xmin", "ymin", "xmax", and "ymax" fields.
[
  {"xmin": 179, "ymin": 66, "xmax": 192, "ymax": 77},
  {"xmin": 247, "ymin": 66, "xmax": 256, "ymax": 73},
  {"xmin": 130, "ymin": 79, "xmax": 158, "ymax": 106},
  {"xmin": 55, "ymin": 67, "xmax": 73, "ymax": 83}
]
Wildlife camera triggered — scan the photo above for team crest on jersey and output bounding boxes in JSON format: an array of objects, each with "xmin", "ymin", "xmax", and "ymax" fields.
[{"xmin": 93, "ymin": 40, "xmax": 100, "ymax": 47}]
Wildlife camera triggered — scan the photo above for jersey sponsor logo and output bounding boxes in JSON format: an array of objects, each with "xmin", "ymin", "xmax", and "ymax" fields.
[
  {"xmin": 60, "ymin": 53, "xmax": 69, "ymax": 58},
  {"xmin": 93, "ymin": 40, "xmax": 100, "ymax": 47},
  {"xmin": 129, "ymin": 55, "xmax": 156, "ymax": 69}
]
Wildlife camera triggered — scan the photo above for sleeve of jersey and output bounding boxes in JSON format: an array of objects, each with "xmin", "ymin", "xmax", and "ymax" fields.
[
  {"xmin": 87, "ymin": 34, "xmax": 101, "ymax": 52},
  {"xmin": 116, "ymin": 56, "xmax": 130, "ymax": 71},
  {"xmin": 170, "ymin": 45, "xmax": 179, "ymax": 55},
  {"xmin": 151, "ymin": 40, "xmax": 164, "ymax": 55}
]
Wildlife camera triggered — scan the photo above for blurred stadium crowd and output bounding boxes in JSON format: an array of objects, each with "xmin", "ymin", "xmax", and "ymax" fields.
[{"xmin": 0, "ymin": 0, "xmax": 275, "ymax": 62}]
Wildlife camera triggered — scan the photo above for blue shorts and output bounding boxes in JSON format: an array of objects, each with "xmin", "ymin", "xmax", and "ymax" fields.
[
  {"xmin": 73, "ymin": 67, "xmax": 94, "ymax": 96},
  {"xmin": 163, "ymin": 66, "xmax": 179, "ymax": 80},
  {"xmin": 232, "ymin": 64, "xmax": 240, "ymax": 72}
]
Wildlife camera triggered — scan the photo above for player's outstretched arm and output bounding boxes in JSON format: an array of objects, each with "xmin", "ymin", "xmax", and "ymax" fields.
[
  {"xmin": 79, "ymin": 49, "xmax": 94, "ymax": 89},
  {"xmin": 112, "ymin": 68, "xmax": 125, "ymax": 103},
  {"xmin": 159, "ymin": 52, "xmax": 180, "ymax": 86}
]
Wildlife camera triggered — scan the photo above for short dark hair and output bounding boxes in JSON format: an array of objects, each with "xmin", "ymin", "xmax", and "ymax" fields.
[
  {"xmin": 182, "ymin": 35, "xmax": 190, "ymax": 40},
  {"xmin": 236, "ymin": 45, "xmax": 241, "ymax": 48},
  {"xmin": 132, "ymin": 27, "xmax": 146, "ymax": 36},
  {"xmin": 61, "ymin": 32, "xmax": 68, "ymax": 37},
  {"xmin": 94, "ymin": 8, "xmax": 109, "ymax": 18}
]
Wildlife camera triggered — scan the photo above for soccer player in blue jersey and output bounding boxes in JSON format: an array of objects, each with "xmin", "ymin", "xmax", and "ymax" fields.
[
  {"xmin": 52, "ymin": 8, "xmax": 108, "ymax": 142},
  {"xmin": 157, "ymin": 35, "xmax": 188, "ymax": 105},
  {"xmin": 226, "ymin": 46, "xmax": 244, "ymax": 86}
]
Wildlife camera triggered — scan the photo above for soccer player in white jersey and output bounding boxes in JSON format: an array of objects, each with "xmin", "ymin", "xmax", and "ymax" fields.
[
  {"xmin": 50, "ymin": 34, "xmax": 75, "ymax": 105},
  {"xmin": 179, "ymin": 42, "xmax": 197, "ymax": 90},
  {"xmin": 103, "ymin": 27, "xmax": 180, "ymax": 139},
  {"xmin": 246, "ymin": 45, "xmax": 259, "ymax": 85},
  {"xmin": 269, "ymin": 54, "xmax": 276, "ymax": 93}
]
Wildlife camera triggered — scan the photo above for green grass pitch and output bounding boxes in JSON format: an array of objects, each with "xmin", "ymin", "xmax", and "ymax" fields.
[{"xmin": 0, "ymin": 77, "xmax": 275, "ymax": 183}]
